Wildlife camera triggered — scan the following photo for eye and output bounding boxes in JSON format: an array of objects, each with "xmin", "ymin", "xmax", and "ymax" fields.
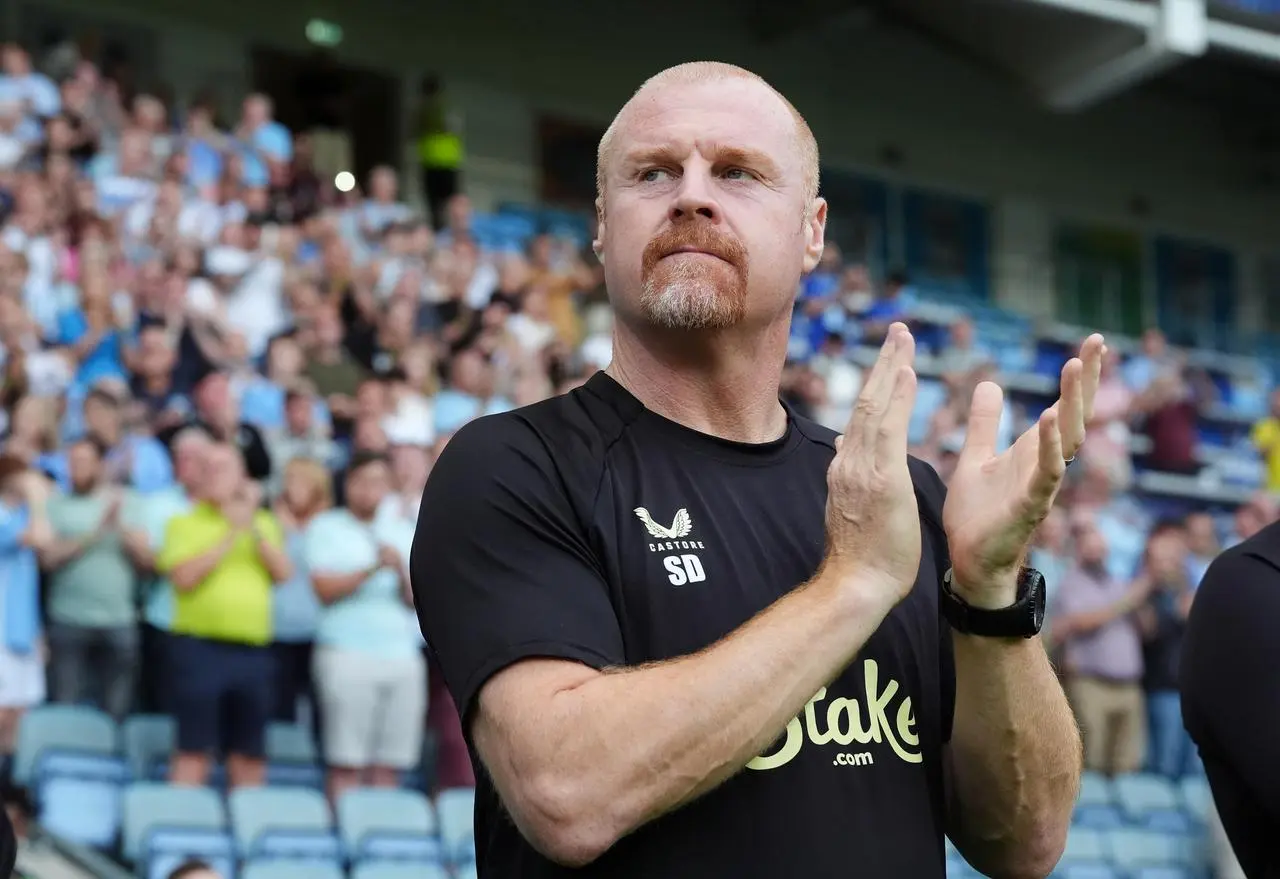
[
  {"xmin": 722, "ymin": 167, "xmax": 754, "ymax": 181},
  {"xmin": 640, "ymin": 168, "xmax": 673, "ymax": 183}
]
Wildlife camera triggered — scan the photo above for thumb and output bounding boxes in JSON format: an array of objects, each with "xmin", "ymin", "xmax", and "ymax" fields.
[{"xmin": 960, "ymin": 381, "xmax": 1005, "ymax": 463}]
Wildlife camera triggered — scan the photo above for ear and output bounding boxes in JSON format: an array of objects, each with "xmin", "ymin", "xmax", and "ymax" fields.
[
  {"xmin": 801, "ymin": 198, "xmax": 828, "ymax": 274},
  {"xmin": 592, "ymin": 196, "xmax": 606, "ymax": 265}
]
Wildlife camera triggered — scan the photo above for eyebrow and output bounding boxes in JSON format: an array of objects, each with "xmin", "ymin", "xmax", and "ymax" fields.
[{"xmin": 619, "ymin": 143, "xmax": 781, "ymax": 180}]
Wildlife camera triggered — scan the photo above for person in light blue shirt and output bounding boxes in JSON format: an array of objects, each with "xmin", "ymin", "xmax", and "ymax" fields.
[
  {"xmin": 434, "ymin": 347, "xmax": 514, "ymax": 435},
  {"xmin": 305, "ymin": 451, "xmax": 424, "ymax": 801},
  {"xmin": 235, "ymin": 94, "xmax": 292, "ymax": 188},
  {"xmin": 121, "ymin": 427, "xmax": 210, "ymax": 713},
  {"xmin": 0, "ymin": 456, "xmax": 50, "ymax": 753},
  {"xmin": 268, "ymin": 457, "xmax": 330, "ymax": 737}
]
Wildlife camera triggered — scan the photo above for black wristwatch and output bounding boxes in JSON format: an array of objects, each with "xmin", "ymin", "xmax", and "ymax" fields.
[{"xmin": 941, "ymin": 566, "xmax": 1046, "ymax": 639}]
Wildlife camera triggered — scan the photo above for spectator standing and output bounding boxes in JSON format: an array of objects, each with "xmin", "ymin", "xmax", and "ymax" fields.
[
  {"xmin": 122, "ymin": 427, "xmax": 210, "ymax": 713},
  {"xmin": 0, "ymin": 456, "xmax": 50, "ymax": 768},
  {"xmin": 39, "ymin": 437, "xmax": 137, "ymax": 719},
  {"xmin": 433, "ymin": 346, "xmax": 513, "ymax": 436},
  {"xmin": 415, "ymin": 76, "xmax": 463, "ymax": 230},
  {"xmin": 1183, "ymin": 509, "xmax": 1219, "ymax": 587},
  {"xmin": 1136, "ymin": 528, "xmax": 1197, "ymax": 780},
  {"xmin": 156, "ymin": 443, "xmax": 292, "ymax": 787},
  {"xmin": 1052, "ymin": 519, "xmax": 1148, "ymax": 776},
  {"xmin": 265, "ymin": 383, "xmax": 340, "ymax": 499},
  {"xmin": 158, "ymin": 370, "xmax": 271, "ymax": 482},
  {"xmin": 1249, "ymin": 387, "xmax": 1280, "ymax": 493},
  {"xmin": 269, "ymin": 457, "xmax": 328, "ymax": 731},
  {"xmin": 306, "ymin": 451, "xmax": 424, "ymax": 802},
  {"xmin": 1133, "ymin": 366, "xmax": 1212, "ymax": 475},
  {"xmin": 1121, "ymin": 328, "xmax": 1175, "ymax": 394}
]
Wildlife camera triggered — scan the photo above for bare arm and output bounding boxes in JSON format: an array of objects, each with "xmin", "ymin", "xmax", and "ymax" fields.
[
  {"xmin": 473, "ymin": 568, "xmax": 892, "ymax": 867},
  {"xmin": 122, "ymin": 529, "xmax": 155, "ymax": 572},
  {"xmin": 39, "ymin": 533, "xmax": 98, "ymax": 570},
  {"xmin": 945, "ymin": 574, "xmax": 1082, "ymax": 877},
  {"xmin": 311, "ymin": 568, "xmax": 377, "ymax": 605},
  {"xmin": 170, "ymin": 532, "xmax": 240, "ymax": 592},
  {"xmin": 253, "ymin": 531, "xmax": 294, "ymax": 584}
]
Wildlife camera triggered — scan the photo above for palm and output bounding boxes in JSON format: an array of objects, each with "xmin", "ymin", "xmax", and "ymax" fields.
[
  {"xmin": 944, "ymin": 418, "xmax": 1053, "ymax": 583},
  {"xmin": 942, "ymin": 335, "xmax": 1104, "ymax": 591}
]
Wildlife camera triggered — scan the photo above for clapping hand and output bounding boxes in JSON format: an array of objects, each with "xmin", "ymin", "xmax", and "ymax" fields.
[
  {"xmin": 943, "ymin": 334, "xmax": 1106, "ymax": 607},
  {"xmin": 377, "ymin": 544, "xmax": 403, "ymax": 572},
  {"xmin": 824, "ymin": 323, "xmax": 922, "ymax": 611}
]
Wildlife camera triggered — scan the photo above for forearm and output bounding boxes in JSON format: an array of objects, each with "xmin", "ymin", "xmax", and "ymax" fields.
[
  {"xmin": 312, "ymin": 568, "xmax": 376, "ymax": 604},
  {"xmin": 255, "ymin": 538, "xmax": 293, "ymax": 583},
  {"xmin": 478, "ymin": 567, "xmax": 891, "ymax": 865},
  {"xmin": 39, "ymin": 535, "xmax": 95, "ymax": 570},
  {"xmin": 170, "ymin": 534, "xmax": 238, "ymax": 591},
  {"xmin": 947, "ymin": 633, "xmax": 1080, "ymax": 877}
]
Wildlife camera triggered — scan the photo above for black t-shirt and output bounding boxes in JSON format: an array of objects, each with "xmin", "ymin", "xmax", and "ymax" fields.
[
  {"xmin": 412, "ymin": 372, "xmax": 956, "ymax": 879},
  {"xmin": 1181, "ymin": 522, "xmax": 1280, "ymax": 878}
]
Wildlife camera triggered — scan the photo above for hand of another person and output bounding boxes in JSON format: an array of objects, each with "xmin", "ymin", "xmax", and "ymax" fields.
[
  {"xmin": 824, "ymin": 323, "xmax": 922, "ymax": 612},
  {"xmin": 377, "ymin": 543, "xmax": 402, "ymax": 571},
  {"xmin": 943, "ymin": 335, "xmax": 1106, "ymax": 608}
]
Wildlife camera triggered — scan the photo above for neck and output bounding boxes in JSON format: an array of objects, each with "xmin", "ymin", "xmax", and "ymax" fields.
[{"xmin": 605, "ymin": 320, "xmax": 790, "ymax": 444}]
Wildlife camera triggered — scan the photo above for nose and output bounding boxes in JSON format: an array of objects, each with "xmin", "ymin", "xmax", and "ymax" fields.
[{"xmin": 668, "ymin": 165, "xmax": 721, "ymax": 225}]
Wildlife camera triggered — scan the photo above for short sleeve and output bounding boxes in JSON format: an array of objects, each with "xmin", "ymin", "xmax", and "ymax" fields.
[
  {"xmin": 411, "ymin": 415, "xmax": 625, "ymax": 723},
  {"xmin": 1181, "ymin": 546, "xmax": 1280, "ymax": 872}
]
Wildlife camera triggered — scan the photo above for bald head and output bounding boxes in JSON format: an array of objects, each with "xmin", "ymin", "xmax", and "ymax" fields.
[{"xmin": 596, "ymin": 62, "xmax": 820, "ymax": 208}]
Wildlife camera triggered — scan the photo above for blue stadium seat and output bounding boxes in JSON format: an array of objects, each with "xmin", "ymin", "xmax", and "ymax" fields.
[
  {"xmin": 337, "ymin": 787, "xmax": 441, "ymax": 864},
  {"xmin": 1114, "ymin": 774, "xmax": 1180, "ymax": 822},
  {"xmin": 228, "ymin": 786, "xmax": 336, "ymax": 860},
  {"xmin": 38, "ymin": 776, "xmax": 120, "ymax": 848},
  {"xmin": 1107, "ymin": 828, "xmax": 1187, "ymax": 869},
  {"xmin": 353, "ymin": 863, "xmax": 451, "ymax": 879},
  {"xmin": 143, "ymin": 828, "xmax": 236, "ymax": 879},
  {"xmin": 240, "ymin": 861, "xmax": 344, "ymax": 879},
  {"xmin": 265, "ymin": 722, "xmax": 319, "ymax": 764},
  {"xmin": 14, "ymin": 705, "xmax": 118, "ymax": 786},
  {"xmin": 1077, "ymin": 771, "xmax": 1114, "ymax": 807},
  {"xmin": 1072, "ymin": 803, "xmax": 1126, "ymax": 830},
  {"xmin": 436, "ymin": 787, "xmax": 475, "ymax": 866},
  {"xmin": 266, "ymin": 761, "xmax": 325, "ymax": 789},
  {"xmin": 1061, "ymin": 827, "xmax": 1107, "ymax": 861},
  {"xmin": 1056, "ymin": 865, "xmax": 1121, "ymax": 879},
  {"xmin": 1138, "ymin": 808, "xmax": 1195, "ymax": 834},
  {"xmin": 1179, "ymin": 776, "xmax": 1211, "ymax": 822},
  {"xmin": 122, "ymin": 715, "xmax": 175, "ymax": 780},
  {"xmin": 1132, "ymin": 867, "xmax": 1194, "ymax": 879},
  {"xmin": 122, "ymin": 783, "xmax": 226, "ymax": 863}
]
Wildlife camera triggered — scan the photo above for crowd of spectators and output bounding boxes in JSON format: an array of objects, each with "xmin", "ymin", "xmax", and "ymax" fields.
[{"xmin": 0, "ymin": 39, "xmax": 1271, "ymax": 878}]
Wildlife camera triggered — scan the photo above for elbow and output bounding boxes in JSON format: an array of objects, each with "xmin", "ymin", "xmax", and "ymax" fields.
[
  {"xmin": 515, "ymin": 772, "xmax": 622, "ymax": 868},
  {"xmin": 972, "ymin": 817, "xmax": 1069, "ymax": 879}
]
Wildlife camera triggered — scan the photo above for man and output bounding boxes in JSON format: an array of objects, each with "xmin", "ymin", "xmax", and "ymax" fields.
[
  {"xmin": 158, "ymin": 371, "xmax": 272, "ymax": 482},
  {"xmin": 413, "ymin": 62, "xmax": 1099, "ymax": 877},
  {"xmin": 122, "ymin": 427, "xmax": 211, "ymax": 713},
  {"xmin": 1051, "ymin": 518, "xmax": 1149, "ymax": 776},
  {"xmin": 1182, "ymin": 515, "xmax": 1280, "ymax": 877},
  {"xmin": 39, "ymin": 438, "xmax": 139, "ymax": 720},
  {"xmin": 156, "ymin": 443, "xmax": 291, "ymax": 788}
]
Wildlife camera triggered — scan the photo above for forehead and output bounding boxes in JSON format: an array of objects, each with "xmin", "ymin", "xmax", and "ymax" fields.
[{"xmin": 613, "ymin": 78, "xmax": 800, "ymax": 172}]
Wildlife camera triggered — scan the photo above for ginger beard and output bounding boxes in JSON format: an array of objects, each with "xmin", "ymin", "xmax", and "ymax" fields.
[{"xmin": 638, "ymin": 222, "xmax": 750, "ymax": 331}]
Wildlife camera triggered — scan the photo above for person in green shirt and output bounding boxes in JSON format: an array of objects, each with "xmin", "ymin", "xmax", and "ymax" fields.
[
  {"xmin": 155, "ymin": 443, "xmax": 293, "ymax": 789},
  {"xmin": 40, "ymin": 437, "xmax": 140, "ymax": 721}
]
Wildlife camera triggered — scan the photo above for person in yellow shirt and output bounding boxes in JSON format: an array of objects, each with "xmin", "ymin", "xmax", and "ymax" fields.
[
  {"xmin": 1250, "ymin": 389, "xmax": 1280, "ymax": 493},
  {"xmin": 156, "ymin": 443, "xmax": 293, "ymax": 789}
]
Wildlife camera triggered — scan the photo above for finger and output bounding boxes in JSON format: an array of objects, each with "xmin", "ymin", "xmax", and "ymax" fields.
[
  {"xmin": 958, "ymin": 381, "xmax": 1004, "ymax": 463},
  {"xmin": 875, "ymin": 366, "xmax": 918, "ymax": 462},
  {"xmin": 843, "ymin": 329, "xmax": 899, "ymax": 445},
  {"xmin": 1059, "ymin": 358, "xmax": 1086, "ymax": 458},
  {"xmin": 1078, "ymin": 333, "xmax": 1105, "ymax": 418},
  {"xmin": 862, "ymin": 328, "xmax": 915, "ymax": 451},
  {"xmin": 1035, "ymin": 405, "xmax": 1067, "ymax": 504}
]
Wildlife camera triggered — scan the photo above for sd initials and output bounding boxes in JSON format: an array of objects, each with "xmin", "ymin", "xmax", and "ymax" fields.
[{"xmin": 663, "ymin": 554, "xmax": 706, "ymax": 586}]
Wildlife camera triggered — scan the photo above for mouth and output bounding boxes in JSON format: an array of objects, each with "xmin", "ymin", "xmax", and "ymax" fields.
[{"xmin": 663, "ymin": 245, "xmax": 727, "ymax": 261}]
